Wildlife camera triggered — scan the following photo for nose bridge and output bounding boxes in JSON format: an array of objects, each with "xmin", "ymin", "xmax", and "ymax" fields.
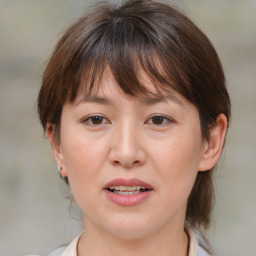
[
  {"xmin": 118, "ymin": 119, "xmax": 138, "ymax": 151},
  {"xmin": 110, "ymin": 118, "xmax": 146, "ymax": 167}
]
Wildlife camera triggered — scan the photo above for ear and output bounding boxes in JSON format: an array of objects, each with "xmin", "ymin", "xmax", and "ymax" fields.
[
  {"xmin": 198, "ymin": 114, "xmax": 228, "ymax": 171},
  {"xmin": 46, "ymin": 123, "xmax": 68, "ymax": 177}
]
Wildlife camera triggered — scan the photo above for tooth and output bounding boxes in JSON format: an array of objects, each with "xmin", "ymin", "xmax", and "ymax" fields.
[
  {"xmin": 114, "ymin": 191, "xmax": 141, "ymax": 195},
  {"xmin": 109, "ymin": 185, "xmax": 148, "ymax": 192},
  {"xmin": 110, "ymin": 186, "xmax": 120, "ymax": 190},
  {"xmin": 127, "ymin": 186, "xmax": 136, "ymax": 191}
]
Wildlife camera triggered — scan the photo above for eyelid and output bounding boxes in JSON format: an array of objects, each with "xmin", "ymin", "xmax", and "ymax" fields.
[
  {"xmin": 145, "ymin": 114, "xmax": 175, "ymax": 125},
  {"xmin": 82, "ymin": 114, "xmax": 111, "ymax": 125}
]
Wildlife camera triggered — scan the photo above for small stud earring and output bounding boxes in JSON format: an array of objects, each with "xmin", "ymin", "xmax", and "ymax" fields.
[{"xmin": 58, "ymin": 167, "xmax": 62, "ymax": 173}]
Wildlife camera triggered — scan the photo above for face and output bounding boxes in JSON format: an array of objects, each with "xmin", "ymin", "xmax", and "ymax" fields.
[{"xmin": 50, "ymin": 69, "xmax": 214, "ymax": 240}]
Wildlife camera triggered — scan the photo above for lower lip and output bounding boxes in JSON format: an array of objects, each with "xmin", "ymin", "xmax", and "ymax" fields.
[{"xmin": 104, "ymin": 189, "xmax": 153, "ymax": 206}]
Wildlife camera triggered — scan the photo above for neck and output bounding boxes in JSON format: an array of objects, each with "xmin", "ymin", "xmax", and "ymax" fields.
[{"xmin": 78, "ymin": 220, "xmax": 189, "ymax": 256}]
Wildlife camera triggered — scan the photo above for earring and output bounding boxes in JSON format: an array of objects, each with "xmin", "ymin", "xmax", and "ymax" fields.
[{"xmin": 58, "ymin": 167, "xmax": 62, "ymax": 173}]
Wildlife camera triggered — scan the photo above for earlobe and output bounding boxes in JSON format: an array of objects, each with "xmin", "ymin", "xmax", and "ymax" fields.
[
  {"xmin": 198, "ymin": 114, "xmax": 228, "ymax": 172},
  {"xmin": 46, "ymin": 123, "xmax": 68, "ymax": 177}
]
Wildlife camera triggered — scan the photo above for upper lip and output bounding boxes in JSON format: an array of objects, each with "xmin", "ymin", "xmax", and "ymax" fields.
[{"xmin": 104, "ymin": 178, "xmax": 153, "ymax": 190}]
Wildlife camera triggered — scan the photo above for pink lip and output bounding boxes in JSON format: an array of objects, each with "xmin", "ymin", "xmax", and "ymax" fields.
[
  {"xmin": 104, "ymin": 178, "xmax": 153, "ymax": 190},
  {"xmin": 103, "ymin": 178, "xmax": 153, "ymax": 207}
]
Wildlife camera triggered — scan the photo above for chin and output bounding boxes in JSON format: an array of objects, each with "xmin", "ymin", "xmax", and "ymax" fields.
[
  {"xmin": 103, "ymin": 215, "xmax": 157, "ymax": 240},
  {"xmin": 110, "ymin": 227, "xmax": 152, "ymax": 240}
]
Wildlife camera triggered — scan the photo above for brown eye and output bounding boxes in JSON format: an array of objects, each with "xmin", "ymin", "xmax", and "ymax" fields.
[
  {"xmin": 152, "ymin": 116, "xmax": 164, "ymax": 125},
  {"xmin": 146, "ymin": 115, "xmax": 173, "ymax": 126},
  {"xmin": 83, "ymin": 115, "xmax": 109, "ymax": 125},
  {"xmin": 91, "ymin": 116, "xmax": 103, "ymax": 124}
]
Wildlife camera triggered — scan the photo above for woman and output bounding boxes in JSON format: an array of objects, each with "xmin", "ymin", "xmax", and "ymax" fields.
[{"xmin": 37, "ymin": 0, "xmax": 231, "ymax": 255}]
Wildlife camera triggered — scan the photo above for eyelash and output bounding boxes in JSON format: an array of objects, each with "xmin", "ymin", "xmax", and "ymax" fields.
[
  {"xmin": 146, "ymin": 115, "xmax": 174, "ymax": 126},
  {"xmin": 82, "ymin": 115, "xmax": 110, "ymax": 126},
  {"xmin": 82, "ymin": 114, "xmax": 174, "ymax": 126}
]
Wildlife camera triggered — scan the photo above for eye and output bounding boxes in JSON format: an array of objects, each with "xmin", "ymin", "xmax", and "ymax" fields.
[
  {"xmin": 146, "ymin": 115, "xmax": 173, "ymax": 125},
  {"xmin": 82, "ymin": 115, "xmax": 110, "ymax": 125}
]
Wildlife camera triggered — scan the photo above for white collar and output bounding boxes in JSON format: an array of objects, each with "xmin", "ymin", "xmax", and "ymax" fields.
[{"xmin": 57, "ymin": 228, "xmax": 209, "ymax": 256}]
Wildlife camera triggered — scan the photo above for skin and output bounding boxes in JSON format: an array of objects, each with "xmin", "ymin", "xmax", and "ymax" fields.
[{"xmin": 47, "ymin": 69, "xmax": 227, "ymax": 256}]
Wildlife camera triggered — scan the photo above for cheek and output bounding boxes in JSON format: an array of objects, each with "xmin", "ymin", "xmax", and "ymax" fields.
[
  {"xmin": 152, "ymin": 133, "xmax": 202, "ymax": 172},
  {"xmin": 62, "ymin": 138, "xmax": 93, "ymax": 173},
  {"xmin": 61, "ymin": 141, "xmax": 106, "ymax": 213},
  {"xmin": 60, "ymin": 128, "xmax": 109, "ymax": 199},
  {"xmin": 61, "ymin": 123, "xmax": 108, "ymax": 171},
  {"xmin": 149, "ymin": 133, "xmax": 202, "ymax": 202}
]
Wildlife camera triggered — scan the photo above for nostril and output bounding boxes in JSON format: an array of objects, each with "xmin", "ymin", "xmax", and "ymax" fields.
[
  {"xmin": 113, "ymin": 160, "xmax": 120, "ymax": 166},
  {"xmin": 112, "ymin": 160, "xmax": 141, "ymax": 168}
]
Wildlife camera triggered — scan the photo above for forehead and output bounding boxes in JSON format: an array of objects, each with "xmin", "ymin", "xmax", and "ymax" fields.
[
  {"xmin": 68, "ymin": 43, "xmax": 194, "ymax": 107},
  {"xmin": 75, "ymin": 67, "xmax": 184, "ymax": 107}
]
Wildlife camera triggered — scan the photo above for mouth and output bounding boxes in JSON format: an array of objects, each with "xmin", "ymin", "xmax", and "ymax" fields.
[
  {"xmin": 103, "ymin": 178, "xmax": 153, "ymax": 206},
  {"xmin": 107, "ymin": 185, "xmax": 151, "ymax": 195}
]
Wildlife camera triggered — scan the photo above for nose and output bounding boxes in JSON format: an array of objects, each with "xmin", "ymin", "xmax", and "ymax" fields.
[{"xmin": 109, "ymin": 123, "xmax": 146, "ymax": 168}]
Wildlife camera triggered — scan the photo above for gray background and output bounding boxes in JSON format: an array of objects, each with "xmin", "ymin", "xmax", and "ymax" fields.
[{"xmin": 0, "ymin": 0, "xmax": 255, "ymax": 255}]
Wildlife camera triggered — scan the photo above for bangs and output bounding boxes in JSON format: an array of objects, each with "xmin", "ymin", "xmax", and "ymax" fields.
[{"xmin": 64, "ymin": 11, "xmax": 193, "ymax": 102}]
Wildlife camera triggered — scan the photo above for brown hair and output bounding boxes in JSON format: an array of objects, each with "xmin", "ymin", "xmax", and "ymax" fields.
[{"xmin": 38, "ymin": 0, "xmax": 231, "ymax": 234}]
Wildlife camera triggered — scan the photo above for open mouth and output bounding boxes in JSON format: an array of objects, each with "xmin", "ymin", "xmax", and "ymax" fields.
[
  {"xmin": 104, "ymin": 179, "xmax": 153, "ymax": 206},
  {"xmin": 107, "ymin": 185, "xmax": 151, "ymax": 195}
]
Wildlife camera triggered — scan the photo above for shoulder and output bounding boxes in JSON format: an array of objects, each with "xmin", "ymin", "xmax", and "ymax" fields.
[
  {"xmin": 186, "ymin": 228, "xmax": 212, "ymax": 256},
  {"xmin": 197, "ymin": 241, "xmax": 211, "ymax": 256},
  {"xmin": 44, "ymin": 246, "xmax": 67, "ymax": 256},
  {"xmin": 25, "ymin": 246, "xmax": 67, "ymax": 256},
  {"xmin": 46, "ymin": 233, "xmax": 82, "ymax": 256},
  {"xmin": 197, "ymin": 234, "xmax": 216, "ymax": 256},
  {"xmin": 28, "ymin": 233, "xmax": 82, "ymax": 256}
]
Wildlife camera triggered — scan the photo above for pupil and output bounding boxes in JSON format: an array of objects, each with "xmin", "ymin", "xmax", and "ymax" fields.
[
  {"xmin": 153, "ymin": 116, "xmax": 163, "ymax": 124},
  {"xmin": 93, "ymin": 116, "xmax": 102, "ymax": 124}
]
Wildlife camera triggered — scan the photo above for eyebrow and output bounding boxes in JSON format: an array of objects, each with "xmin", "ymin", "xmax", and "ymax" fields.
[
  {"xmin": 76, "ymin": 95, "xmax": 111, "ymax": 105},
  {"xmin": 141, "ymin": 94, "xmax": 182, "ymax": 106},
  {"xmin": 76, "ymin": 94, "xmax": 182, "ymax": 106}
]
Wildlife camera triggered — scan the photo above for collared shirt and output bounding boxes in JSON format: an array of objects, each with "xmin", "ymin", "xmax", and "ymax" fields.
[{"xmin": 43, "ymin": 228, "xmax": 210, "ymax": 256}]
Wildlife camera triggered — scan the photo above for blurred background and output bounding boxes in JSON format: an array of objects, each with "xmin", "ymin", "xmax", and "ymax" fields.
[{"xmin": 0, "ymin": 0, "xmax": 255, "ymax": 255}]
